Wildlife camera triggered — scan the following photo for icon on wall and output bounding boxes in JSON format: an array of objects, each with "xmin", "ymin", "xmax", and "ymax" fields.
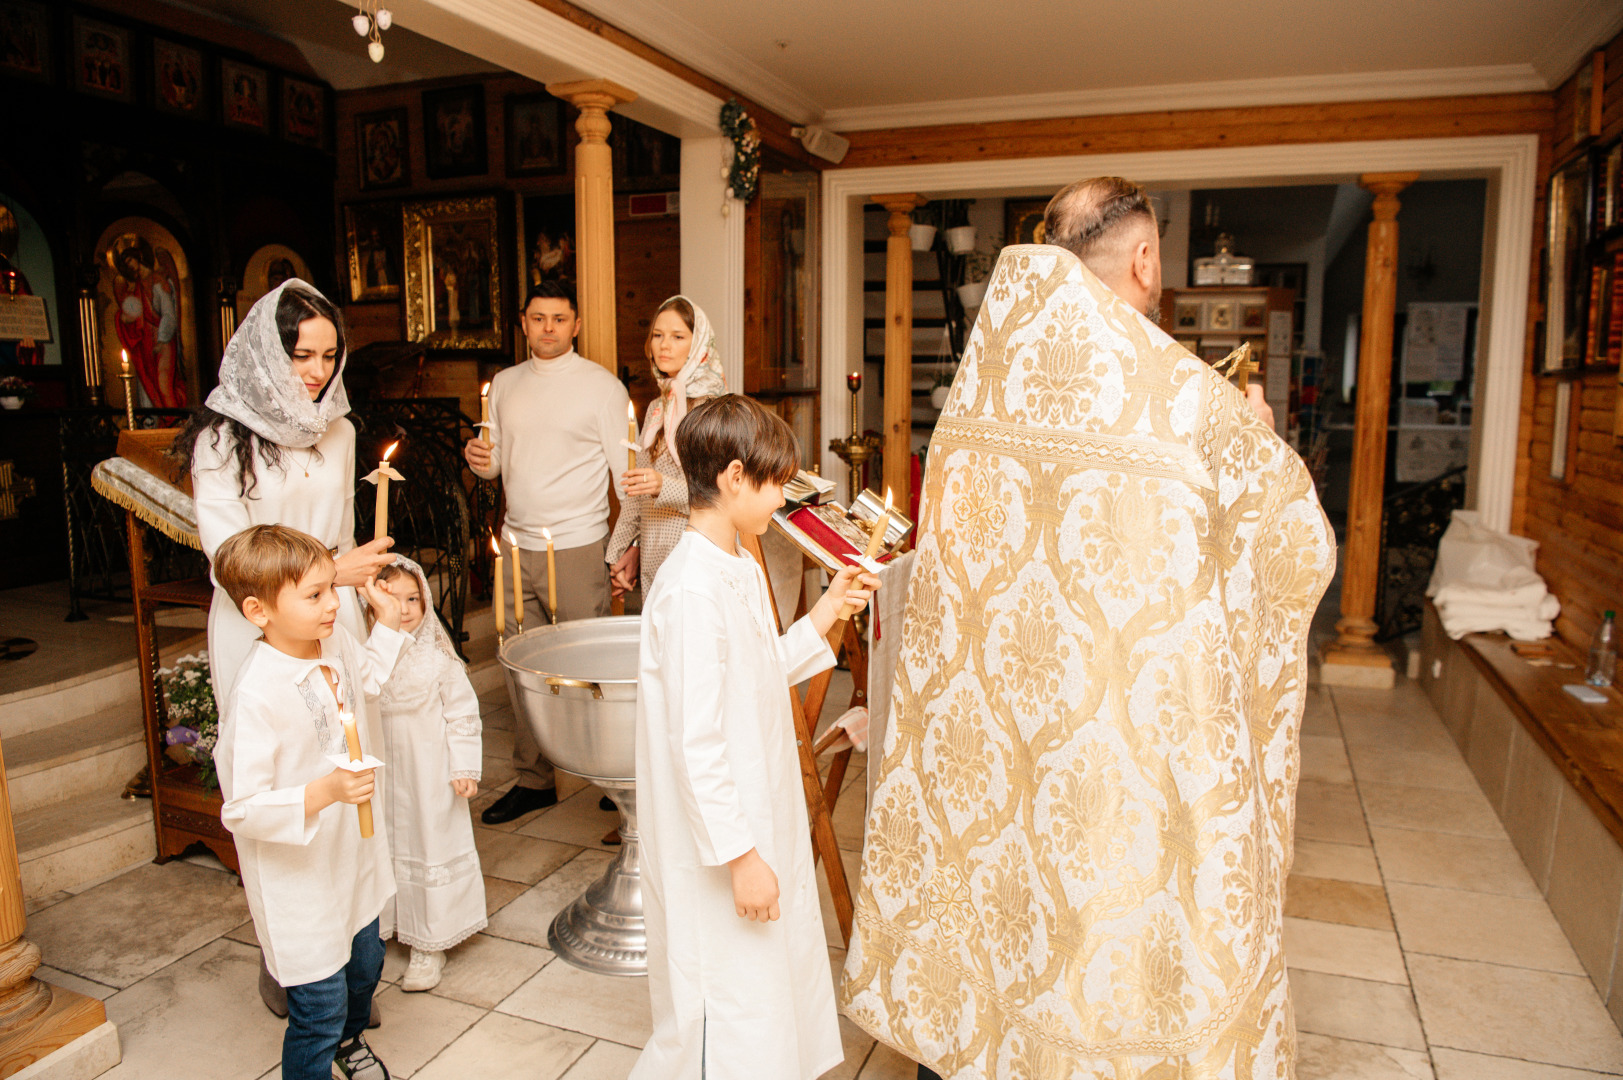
[
  {"xmin": 505, "ymin": 92, "xmax": 566, "ymax": 178},
  {"xmin": 221, "ymin": 59, "xmax": 269, "ymax": 132},
  {"xmin": 356, "ymin": 107, "xmax": 409, "ymax": 191},
  {"xmin": 74, "ymin": 16, "xmax": 130, "ymax": 102},
  {"xmin": 344, "ymin": 203, "xmax": 403, "ymax": 303},
  {"xmin": 95, "ymin": 217, "xmax": 195, "ymax": 410},
  {"xmin": 422, "ymin": 85, "xmax": 487, "ymax": 180},
  {"xmin": 153, "ymin": 39, "xmax": 204, "ymax": 116}
]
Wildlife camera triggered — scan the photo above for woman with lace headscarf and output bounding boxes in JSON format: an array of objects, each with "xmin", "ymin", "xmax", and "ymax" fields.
[
  {"xmin": 174, "ymin": 280, "xmax": 394, "ymax": 710},
  {"xmin": 369, "ymin": 556, "xmax": 485, "ymax": 993},
  {"xmin": 606, "ymin": 295, "xmax": 728, "ymax": 597}
]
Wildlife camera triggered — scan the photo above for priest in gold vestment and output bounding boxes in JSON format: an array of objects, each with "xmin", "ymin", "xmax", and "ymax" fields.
[{"xmin": 841, "ymin": 178, "xmax": 1335, "ymax": 1079}]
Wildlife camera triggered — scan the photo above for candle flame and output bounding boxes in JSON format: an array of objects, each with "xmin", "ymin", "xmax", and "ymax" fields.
[
  {"xmin": 627, "ymin": 401, "xmax": 636, "ymax": 420},
  {"xmin": 883, "ymin": 486, "xmax": 892, "ymax": 511},
  {"xmin": 382, "ymin": 440, "xmax": 399, "ymax": 462},
  {"xmin": 490, "ymin": 534, "xmax": 500, "ymax": 555},
  {"xmin": 481, "ymin": 381, "xmax": 490, "ymax": 396},
  {"xmin": 541, "ymin": 527, "xmax": 553, "ymax": 543},
  {"xmin": 504, "ymin": 526, "xmax": 519, "ymax": 547}
]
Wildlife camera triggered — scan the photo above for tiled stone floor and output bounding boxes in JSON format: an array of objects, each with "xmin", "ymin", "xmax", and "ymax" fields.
[{"xmin": 24, "ymin": 669, "xmax": 1623, "ymax": 1078}]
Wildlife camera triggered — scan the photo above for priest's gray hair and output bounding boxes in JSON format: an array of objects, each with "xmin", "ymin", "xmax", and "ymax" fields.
[{"xmin": 1043, "ymin": 177, "xmax": 1157, "ymax": 273}]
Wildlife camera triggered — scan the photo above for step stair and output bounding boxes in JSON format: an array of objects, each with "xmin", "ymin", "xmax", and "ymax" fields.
[{"xmin": 2, "ymin": 632, "xmax": 203, "ymax": 899}]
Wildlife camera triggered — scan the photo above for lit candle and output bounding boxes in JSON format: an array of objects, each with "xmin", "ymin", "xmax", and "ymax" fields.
[
  {"xmin": 339, "ymin": 709, "xmax": 374, "ymax": 839},
  {"xmin": 505, "ymin": 528, "xmax": 523, "ymax": 634},
  {"xmin": 842, "ymin": 487, "xmax": 891, "ymax": 621},
  {"xmin": 626, "ymin": 400, "xmax": 638, "ymax": 474},
  {"xmin": 364, "ymin": 441, "xmax": 403, "ymax": 542},
  {"xmin": 490, "ymin": 535, "xmax": 504, "ymax": 642},
  {"xmin": 542, "ymin": 527, "xmax": 557, "ymax": 622},
  {"xmin": 480, "ymin": 382, "xmax": 491, "ymax": 428},
  {"xmin": 120, "ymin": 349, "xmax": 130, "ymax": 378}
]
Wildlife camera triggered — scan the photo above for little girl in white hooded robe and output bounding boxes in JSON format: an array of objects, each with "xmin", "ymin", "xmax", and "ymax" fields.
[{"xmin": 370, "ymin": 557, "xmax": 486, "ymax": 991}]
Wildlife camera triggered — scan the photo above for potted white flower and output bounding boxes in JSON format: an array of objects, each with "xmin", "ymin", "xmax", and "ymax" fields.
[
  {"xmin": 956, "ymin": 248, "xmax": 996, "ymax": 311},
  {"xmin": 945, "ymin": 224, "xmax": 977, "ymax": 254}
]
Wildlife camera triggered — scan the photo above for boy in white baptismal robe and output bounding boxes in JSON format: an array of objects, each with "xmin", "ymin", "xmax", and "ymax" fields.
[
  {"xmin": 213, "ymin": 525, "xmax": 405, "ymax": 1080},
  {"xmin": 630, "ymin": 396, "xmax": 878, "ymax": 1080}
]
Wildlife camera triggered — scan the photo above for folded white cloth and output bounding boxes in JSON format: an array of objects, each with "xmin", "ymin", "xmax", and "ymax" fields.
[{"xmin": 1432, "ymin": 580, "xmax": 1549, "ymax": 610}]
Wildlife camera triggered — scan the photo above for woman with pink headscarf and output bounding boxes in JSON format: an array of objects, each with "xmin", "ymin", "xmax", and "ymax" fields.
[{"xmin": 607, "ymin": 295, "xmax": 727, "ymax": 596}]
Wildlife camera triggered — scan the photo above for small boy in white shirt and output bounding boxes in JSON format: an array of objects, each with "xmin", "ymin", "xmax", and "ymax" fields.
[{"xmin": 213, "ymin": 524, "xmax": 405, "ymax": 1080}]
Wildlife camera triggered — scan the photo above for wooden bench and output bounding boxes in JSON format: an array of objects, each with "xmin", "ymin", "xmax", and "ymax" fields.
[{"xmin": 1420, "ymin": 602, "xmax": 1623, "ymax": 1031}]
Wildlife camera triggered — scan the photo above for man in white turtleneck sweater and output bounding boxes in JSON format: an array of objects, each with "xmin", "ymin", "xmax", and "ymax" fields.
[{"xmin": 464, "ymin": 281, "xmax": 629, "ymax": 823}]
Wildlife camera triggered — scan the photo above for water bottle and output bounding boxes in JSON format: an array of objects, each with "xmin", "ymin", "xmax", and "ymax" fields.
[{"xmin": 1587, "ymin": 611, "xmax": 1617, "ymax": 687}]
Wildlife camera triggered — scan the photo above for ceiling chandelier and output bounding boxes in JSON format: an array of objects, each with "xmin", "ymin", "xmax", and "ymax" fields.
[{"xmin": 350, "ymin": 0, "xmax": 392, "ymax": 63}]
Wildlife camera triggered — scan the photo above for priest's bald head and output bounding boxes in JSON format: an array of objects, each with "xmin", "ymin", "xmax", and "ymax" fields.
[{"xmin": 1043, "ymin": 176, "xmax": 1162, "ymax": 319}]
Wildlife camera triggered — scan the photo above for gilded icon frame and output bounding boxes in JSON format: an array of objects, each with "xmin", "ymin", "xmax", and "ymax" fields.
[{"xmin": 403, "ymin": 195, "xmax": 503, "ymax": 351}]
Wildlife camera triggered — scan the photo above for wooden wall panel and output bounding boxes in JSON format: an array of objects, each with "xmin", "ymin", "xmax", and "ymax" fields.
[
  {"xmin": 1518, "ymin": 43, "xmax": 1623, "ymax": 649},
  {"xmin": 839, "ymin": 94, "xmax": 1553, "ymax": 169}
]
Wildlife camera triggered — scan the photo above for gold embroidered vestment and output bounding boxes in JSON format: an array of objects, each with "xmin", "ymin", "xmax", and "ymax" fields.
[{"xmin": 841, "ymin": 246, "xmax": 1336, "ymax": 1079}]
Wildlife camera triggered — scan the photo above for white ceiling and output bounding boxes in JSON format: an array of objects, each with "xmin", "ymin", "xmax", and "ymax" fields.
[
  {"xmin": 567, "ymin": 0, "xmax": 1623, "ymax": 128},
  {"xmin": 163, "ymin": 0, "xmax": 1622, "ymax": 130}
]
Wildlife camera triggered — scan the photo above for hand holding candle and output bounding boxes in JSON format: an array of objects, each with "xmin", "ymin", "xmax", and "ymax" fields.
[
  {"xmin": 841, "ymin": 487, "xmax": 892, "ymax": 621},
  {"xmin": 339, "ymin": 710, "xmax": 375, "ymax": 839},
  {"xmin": 363, "ymin": 441, "xmax": 404, "ymax": 542},
  {"xmin": 491, "ymin": 535, "xmax": 505, "ymax": 642}
]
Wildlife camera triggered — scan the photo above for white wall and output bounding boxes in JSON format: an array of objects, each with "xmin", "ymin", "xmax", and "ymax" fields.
[{"xmin": 679, "ymin": 136, "xmax": 745, "ymax": 394}]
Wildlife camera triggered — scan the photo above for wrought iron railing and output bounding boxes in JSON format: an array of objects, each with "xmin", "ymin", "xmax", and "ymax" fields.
[{"xmin": 1375, "ymin": 465, "xmax": 1467, "ymax": 642}]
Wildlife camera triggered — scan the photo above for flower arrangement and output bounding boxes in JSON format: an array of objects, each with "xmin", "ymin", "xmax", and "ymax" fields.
[
  {"xmin": 0, "ymin": 376, "xmax": 35, "ymax": 400},
  {"xmin": 158, "ymin": 653, "xmax": 219, "ymax": 791},
  {"xmin": 719, "ymin": 99, "xmax": 760, "ymax": 207}
]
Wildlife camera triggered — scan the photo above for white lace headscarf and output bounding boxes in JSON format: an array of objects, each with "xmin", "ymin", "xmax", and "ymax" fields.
[
  {"xmin": 640, "ymin": 295, "xmax": 726, "ymax": 467},
  {"xmin": 373, "ymin": 556, "xmax": 462, "ymax": 713},
  {"xmin": 206, "ymin": 279, "xmax": 350, "ymax": 449}
]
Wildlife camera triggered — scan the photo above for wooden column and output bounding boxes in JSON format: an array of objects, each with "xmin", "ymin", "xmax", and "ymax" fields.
[
  {"xmin": 873, "ymin": 194, "xmax": 924, "ymax": 506},
  {"xmin": 0, "ymin": 735, "xmax": 109, "ymax": 1074},
  {"xmin": 1321, "ymin": 172, "xmax": 1418, "ymax": 688},
  {"xmin": 547, "ymin": 79, "xmax": 637, "ymax": 373}
]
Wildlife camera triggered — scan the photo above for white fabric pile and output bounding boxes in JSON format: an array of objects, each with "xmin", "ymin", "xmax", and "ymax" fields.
[{"xmin": 1427, "ymin": 510, "xmax": 1559, "ymax": 640}]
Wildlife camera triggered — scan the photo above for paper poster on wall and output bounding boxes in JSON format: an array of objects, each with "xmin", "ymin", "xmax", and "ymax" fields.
[
  {"xmin": 1267, "ymin": 310, "xmax": 1292, "ymax": 356},
  {"xmin": 1403, "ymin": 303, "xmax": 1469, "ymax": 383},
  {"xmin": 1395, "ymin": 428, "xmax": 1470, "ymax": 483}
]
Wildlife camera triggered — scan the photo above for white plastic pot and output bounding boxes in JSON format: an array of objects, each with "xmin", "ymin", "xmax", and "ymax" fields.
[
  {"xmin": 956, "ymin": 280, "xmax": 987, "ymax": 309},
  {"xmin": 945, "ymin": 225, "xmax": 977, "ymax": 254},
  {"xmin": 931, "ymin": 385, "xmax": 951, "ymax": 409},
  {"xmin": 909, "ymin": 224, "xmax": 936, "ymax": 251}
]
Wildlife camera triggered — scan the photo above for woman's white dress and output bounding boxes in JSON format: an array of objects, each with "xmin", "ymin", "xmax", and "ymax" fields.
[
  {"xmin": 192, "ymin": 418, "xmax": 363, "ymax": 706},
  {"xmin": 630, "ymin": 532, "xmax": 844, "ymax": 1080}
]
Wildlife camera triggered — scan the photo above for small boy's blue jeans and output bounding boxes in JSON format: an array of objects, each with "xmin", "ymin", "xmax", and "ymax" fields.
[{"xmin": 281, "ymin": 917, "xmax": 384, "ymax": 1080}]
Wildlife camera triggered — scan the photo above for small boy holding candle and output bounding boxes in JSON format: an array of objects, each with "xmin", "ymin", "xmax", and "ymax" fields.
[
  {"xmin": 213, "ymin": 524, "xmax": 406, "ymax": 1080},
  {"xmin": 630, "ymin": 395, "xmax": 879, "ymax": 1080}
]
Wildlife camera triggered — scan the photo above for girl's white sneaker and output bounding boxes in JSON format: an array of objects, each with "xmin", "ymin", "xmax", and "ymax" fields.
[{"xmin": 401, "ymin": 948, "xmax": 445, "ymax": 992}]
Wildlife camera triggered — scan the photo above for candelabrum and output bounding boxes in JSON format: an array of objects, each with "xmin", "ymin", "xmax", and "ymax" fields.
[{"xmin": 828, "ymin": 371, "xmax": 881, "ymax": 501}]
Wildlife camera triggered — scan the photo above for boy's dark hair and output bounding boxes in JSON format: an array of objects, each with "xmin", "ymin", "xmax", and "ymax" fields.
[
  {"xmin": 518, "ymin": 280, "xmax": 578, "ymax": 318},
  {"xmin": 213, "ymin": 524, "xmax": 332, "ymax": 613},
  {"xmin": 676, "ymin": 395, "xmax": 799, "ymax": 511}
]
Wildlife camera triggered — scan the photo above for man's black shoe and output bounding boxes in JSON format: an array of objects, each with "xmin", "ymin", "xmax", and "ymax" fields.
[{"xmin": 481, "ymin": 785, "xmax": 558, "ymax": 824}]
